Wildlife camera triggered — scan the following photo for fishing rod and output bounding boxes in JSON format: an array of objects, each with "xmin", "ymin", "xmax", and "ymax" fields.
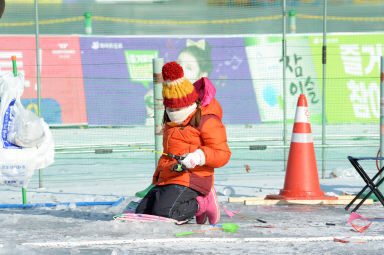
[{"xmin": 127, "ymin": 144, "xmax": 188, "ymax": 172}]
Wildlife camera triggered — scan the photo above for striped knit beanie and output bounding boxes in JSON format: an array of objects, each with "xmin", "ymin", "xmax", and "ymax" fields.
[{"xmin": 162, "ymin": 61, "xmax": 199, "ymax": 108}]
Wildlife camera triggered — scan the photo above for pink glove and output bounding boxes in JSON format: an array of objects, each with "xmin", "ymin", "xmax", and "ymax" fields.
[{"xmin": 181, "ymin": 149, "xmax": 206, "ymax": 169}]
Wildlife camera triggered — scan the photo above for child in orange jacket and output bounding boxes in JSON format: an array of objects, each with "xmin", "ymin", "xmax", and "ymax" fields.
[{"xmin": 135, "ymin": 62, "xmax": 231, "ymax": 224}]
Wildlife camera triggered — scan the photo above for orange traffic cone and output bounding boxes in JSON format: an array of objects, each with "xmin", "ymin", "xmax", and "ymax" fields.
[{"xmin": 267, "ymin": 94, "xmax": 336, "ymax": 200}]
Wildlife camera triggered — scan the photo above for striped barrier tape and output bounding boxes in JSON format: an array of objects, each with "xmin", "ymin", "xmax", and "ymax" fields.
[{"xmin": 1, "ymin": 14, "xmax": 383, "ymax": 27}]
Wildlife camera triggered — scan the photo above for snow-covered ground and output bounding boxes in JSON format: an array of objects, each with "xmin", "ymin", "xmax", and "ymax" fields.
[
  {"xmin": 1, "ymin": 163, "xmax": 384, "ymax": 255},
  {"xmin": 1, "ymin": 124, "xmax": 383, "ymax": 254}
]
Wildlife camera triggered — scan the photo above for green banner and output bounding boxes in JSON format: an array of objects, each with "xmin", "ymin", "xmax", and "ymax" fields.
[
  {"xmin": 245, "ymin": 33, "xmax": 384, "ymax": 123},
  {"xmin": 309, "ymin": 33, "xmax": 384, "ymax": 123},
  {"xmin": 124, "ymin": 50, "xmax": 159, "ymax": 89}
]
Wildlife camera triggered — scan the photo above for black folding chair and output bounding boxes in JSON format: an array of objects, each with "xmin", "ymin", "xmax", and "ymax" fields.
[{"xmin": 345, "ymin": 156, "xmax": 384, "ymax": 212}]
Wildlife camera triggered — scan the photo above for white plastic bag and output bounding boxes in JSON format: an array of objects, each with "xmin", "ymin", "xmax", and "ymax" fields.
[
  {"xmin": 7, "ymin": 102, "xmax": 45, "ymax": 148},
  {"xmin": 0, "ymin": 71, "xmax": 54, "ymax": 188}
]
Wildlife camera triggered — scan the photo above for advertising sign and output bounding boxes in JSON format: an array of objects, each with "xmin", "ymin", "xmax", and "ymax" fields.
[
  {"xmin": 3, "ymin": 33, "xmax": 381, "ymax": 126},
  {"xmin": 245, "ymin": 35, "xmax": 322, "ymax": 123},
  {"xmin": 80, "ymin": 37, "xmax": 261, "ymax": 125},
  {"xmin": 309, "ymin": 33, "xmax": 384, "ymax": 123},
  {"xmin": 0, "ymin": 36, "xmax": 87, "ymax": 124}
]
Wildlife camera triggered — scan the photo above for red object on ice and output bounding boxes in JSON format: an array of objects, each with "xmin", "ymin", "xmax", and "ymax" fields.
[
  {"xmin": 347, "ymin": 212, "xmax": 366, "ymax": 223},
  {"xmin": 334, "ymin": 238, "xmax": 350, "ymax": 243},
  {"xmin": 222, "ymin": 206, "xmax": 241, "ymax": 218},
  {"xmin": 347, "ymin": 212, "xmax": 372, "ymax": 233},
  {"xmin": 351, "ymin": 222, "xmax": 372, "ymax": 233},
  {"xmin": 333, "ymin": 237, "xmax": 366, "ymax": 244}
]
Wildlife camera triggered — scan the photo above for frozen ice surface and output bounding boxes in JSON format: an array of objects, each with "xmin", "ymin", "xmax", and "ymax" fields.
[
  {"xmin": 0, "ymin": 124, "xmax": 383, "ymax": 254},
  {"xmin": 1, "ymin": 169, "xmax": 384, "ymax": 255}
]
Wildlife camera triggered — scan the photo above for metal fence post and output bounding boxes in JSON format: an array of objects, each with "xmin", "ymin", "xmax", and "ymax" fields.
[
  {"xmin": 35, "ymin": 0, "xmax": 43, "ymax": 189},
  {"xmin": 288, "ymin": 10, "xmax": 296, "ymax": 33},
  {"xmin": 12, "ymin": 56, "xmax": 28, "ymax": 204},
  {"xmin": 380, "ymin": 56, "xmax": 384, "ymax": 169},
  {"xmin": 84, "ymin": 12, "xmax": 92, "ymax": 35},
  {"xmin": 321, "ymin": 0, "xmax": 327, "ymax": 179},
  {"xmin": 282, "ymin": 0, "xmax": 287, "ymax": 172},
  {"xmin": 152, "ymin": 58, "xmax": 164, "ymax": 166}
]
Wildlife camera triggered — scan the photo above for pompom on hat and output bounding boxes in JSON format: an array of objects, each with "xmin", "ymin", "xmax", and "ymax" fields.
[{"xmin": 162, "ymin": 61, "xmax": 199, "ymax": 109}]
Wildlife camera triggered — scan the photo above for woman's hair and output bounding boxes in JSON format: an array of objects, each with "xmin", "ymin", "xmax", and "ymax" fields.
[
  {"xmin": 163, "ymin": 99, "xmax": 202, "ymax": 128},
  {"xmin": 179, "ymin": 44, "xmax": 213, "ymax": 76}
]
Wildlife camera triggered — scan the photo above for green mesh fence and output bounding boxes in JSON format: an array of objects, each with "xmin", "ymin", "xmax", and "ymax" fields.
[{"xmin": 0, "ymin": 0, "xmax": 383, "ymax": 191}]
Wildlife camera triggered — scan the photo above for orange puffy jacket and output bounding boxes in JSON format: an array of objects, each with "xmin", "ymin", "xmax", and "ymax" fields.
[{"xmin": 152, "ymin": 98, "xmax": 231, "ymax": 195}]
